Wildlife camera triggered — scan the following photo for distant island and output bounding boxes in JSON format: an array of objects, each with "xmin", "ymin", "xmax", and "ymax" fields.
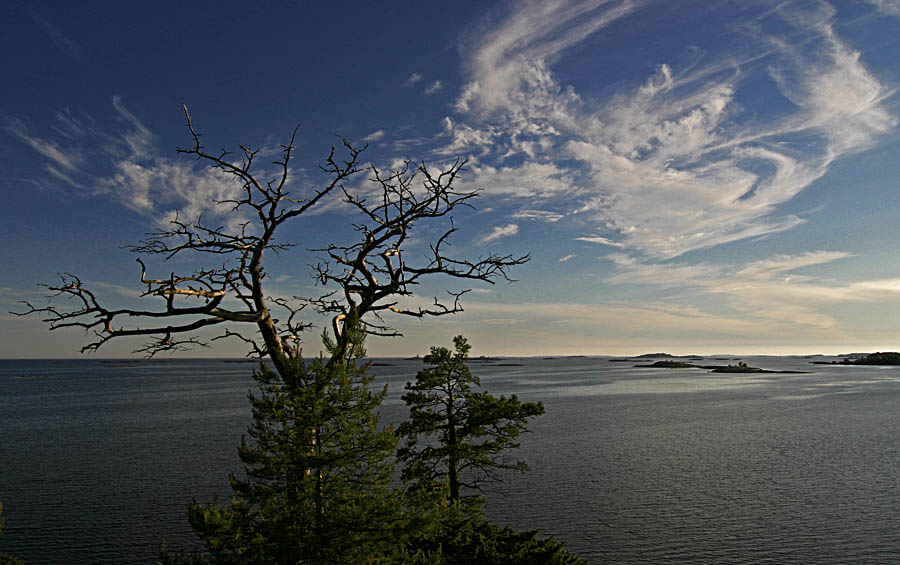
[
  {"xmin": 811, "ymin": 352, "xmax": 900, "ymax": 366},
  {"xmin": 633, "ymin": 360, "xmax": 697, "ymax": 368},
  {"xmin": 632, "ymin": 353, "xmax": 700, "ymax": 359},
  {"xmin": 634, "ymin": 360, "xmax": 809, "ymax": 374},
  {"xmin": 469, "ymin": 356, "xmax": 505, "ymax": 363},
  {"xmin": 611, "ymin": 353, "xmax": 704, "ymax": 362}
]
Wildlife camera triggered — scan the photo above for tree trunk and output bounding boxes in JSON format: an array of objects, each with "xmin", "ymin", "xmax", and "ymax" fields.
[{"xmin": 446, "ymin": 396, "xmax": 459, "ymax": 503}]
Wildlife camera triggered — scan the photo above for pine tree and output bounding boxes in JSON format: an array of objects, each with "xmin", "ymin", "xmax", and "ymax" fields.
[
  {"xmin": 398, "ymin": 335, "xmax": 545, "ymax": 503},
  {"xmin": 184, "ymin": 324, "xmax": 404, "ymax": 564},
  {"xmin": 164, "ymin": 330, "xmax": 586, "ymax": 564},
  {"xmin": 397, "ymin": 336, "xmax": 584, "ymax": 564}
]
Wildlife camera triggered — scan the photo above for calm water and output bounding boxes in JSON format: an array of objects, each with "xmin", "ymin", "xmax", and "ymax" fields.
[{"xmin": 2, "ymin": 356, "xmax": 900, "ymax": 563}]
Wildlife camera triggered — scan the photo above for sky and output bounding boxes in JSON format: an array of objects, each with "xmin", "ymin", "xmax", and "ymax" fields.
[{"xmin": 3, "ymin": 0, "xmax": 900, "ymax": 358}]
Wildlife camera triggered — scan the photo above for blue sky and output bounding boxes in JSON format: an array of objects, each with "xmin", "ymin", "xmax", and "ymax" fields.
[{"xmin": 4, "ymin": 0, "xmax": 900, "ymax": 358}]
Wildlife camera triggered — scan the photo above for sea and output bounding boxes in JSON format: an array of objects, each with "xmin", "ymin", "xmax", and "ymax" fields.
[{"xmin": 2, "ymin": 355, "xmax": 900, "ymax": 564}]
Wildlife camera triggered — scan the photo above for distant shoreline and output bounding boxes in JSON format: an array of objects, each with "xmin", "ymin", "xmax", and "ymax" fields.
[{"xmin": 2, "ymin": 351, "xmax": 897, "ymax": 362}]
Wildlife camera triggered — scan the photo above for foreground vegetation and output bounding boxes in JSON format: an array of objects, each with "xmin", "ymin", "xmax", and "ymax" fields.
[
  {"xmin": 160, "ymin": 330, "xmax": 581, "ymax": 563},
  {"xmin": 17, "ymin": 111, "xmax": 578, "ymax": 563}
]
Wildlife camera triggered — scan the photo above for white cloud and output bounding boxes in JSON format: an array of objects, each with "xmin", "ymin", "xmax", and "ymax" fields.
[
  {"xmin": 404, "ymin": 72, "xmax": 423, "ymax": 87},
  {"xmin": 604, "ymin": 258, "xmax": 721, "ymax": 287},
  {"xmin": 479, "ymin": 223, "xmax": 519, "ymax": 244},
  {"xmin": 97, "ymin": 158, "xmax": 245, "ymax": 230},
  {"xmin": 363, "ymin": 129, "xmax": 385, "ymax": 142},
  {"xmin": 558, "ymin": 254, "xmax": 576, "ymax": 262},
  {"xmin": 436, "ymin": 117, "xmax": 498, "ymax": 156},
  {"xmin": 866, "ymin": 0, "xmax": 900, "ymax": 16},
  {"xmin": 111, "ymin": 95, "xmax": 155, "ymax": 160},
  {"xmin": 6, "ymin": 97, "xmax": 254, "ymax": 231},
  {"xmin": 604, "ymin": 252, "xmax": 636, "ymax": 267},
  {"xmin": 600, "ymin": 251, "xmax": 900, "ymax": 331},
  {"xmin": 704, "ymin": 253, "xmax": 863, "ymax": 330},
  {"xmin": 576, "ymin": 235, "xmax": 623, "ymax": 247},
  {"xmin": 852, "ymin": 279, "xmax": 900, "ymax": 294},
  {"xmin": 512, "ymin": 209, "xmax": 564, "ymax": 222},
  {"xmin": 604, "ymin": 251, "xmax": 852, "ymax": 291},
  {"xmin": 461, "ymin": 161, "xmax": 576, "ymax": 197},
  {"xmin": 729, "ymin": 251, "xmax": 853, "ymax": 282},
  {"xmin": 46, "ymin": 163, "xmax": 86, "ymax": 189},
  {"xmin": 456, "ymin": 0, "xmax": 642, "ymax": 118},
  {"xmin": 424, "ymin": 80, "xmax": 443, "ymax": 95},
  {"xmin": 466, "ymin": 288, "xmax": 496, "ymax": 295},
  {"xmin": 440, "ymin": 298, "xmax": 828, "ymax": 353},
  {"xmin": 3, "ymin": 116, "xmax": 81, "ymax": 171},
  {"xmin": 445, "ymin": 1, "xmax": 896, "ymax": 259}
]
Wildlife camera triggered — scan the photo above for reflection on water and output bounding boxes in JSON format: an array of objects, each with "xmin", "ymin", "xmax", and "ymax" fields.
[{"xmin": 2, "ymin": 356, "xmax": 900, "ymax": 563}]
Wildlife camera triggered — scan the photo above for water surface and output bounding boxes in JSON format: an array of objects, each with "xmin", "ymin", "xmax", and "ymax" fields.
[{"xmin": 2, "ymin": 356, "xmax": 900, "ymax": 563}]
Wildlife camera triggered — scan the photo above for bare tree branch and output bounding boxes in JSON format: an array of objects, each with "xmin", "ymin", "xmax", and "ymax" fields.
[
  {"xmin": 309, "ymin": 158, "xmax": 530, "ymax": 355},
  {"xmin": 13, "ymin": 108, "xmax": 529, "ymax": 375}
]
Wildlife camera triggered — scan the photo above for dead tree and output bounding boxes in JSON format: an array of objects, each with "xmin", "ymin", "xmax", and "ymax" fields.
[{"xmin": 15, "ymin": 106, "xmax": 529, "ymax": 376}]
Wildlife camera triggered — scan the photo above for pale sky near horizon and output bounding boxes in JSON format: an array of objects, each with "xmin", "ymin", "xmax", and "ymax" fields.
[{"xmin": 3, "ymin": 0, "xmax": 900, "ymax": 358}]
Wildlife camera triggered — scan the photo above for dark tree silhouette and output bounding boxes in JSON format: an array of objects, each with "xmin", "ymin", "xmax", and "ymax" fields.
[
  {"xmin": 183, "ymin": 323, "xmax": 405, "ymax": 564},
  {"xmin": 15, "ymin": 106, "xmax": 529, "ymax": 375},
  {"xmin": 398, "ymin": 336, "xmax": 545, "ymax": 503}
]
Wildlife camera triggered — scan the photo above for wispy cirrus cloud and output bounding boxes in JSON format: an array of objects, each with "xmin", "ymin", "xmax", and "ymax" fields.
[
  {"xmin": 403, "ymin": 72, "xmax": 423, "ymax": 87},
  {"xmin": 455, "ymin": 0, "xmax": 642, "ymax": 118},
  {"xmin": 363, "ymin": 129, "xmax": 385, "ymax": 142},
  {"xmin": 30, "ymin": 11, "xmax": 87, "ymax": 62},
  {"xmin": 575, "ymin": 235, "xmax": 623, "ymax": 247},
  {"xmin": 511, "ymin": 209, "xmax": 564, "ymax": 222},
  {"xmin": 479, "ymin": 223, "xmax": 519, "ymax": 244},
  {"xmin": 865, "ymin": 0, "xmax": 900, "ymax": 17},
  {"xmin": 46, "ymin": 164, "xmax": 87, "ymax": 189},
  {"xmin": 424, "ymin": 80, "xmax": 443, "ymax": 95},
  {"xmin": 407, "ymin": 297, "xmax": 841, "ymax": 355},
  {"xmin": 4, "ymin": 97, "xmax": 250, "ymax": 231},
  {"xmin": 604, "ymin": 251, "xmax": 853, "ymax": 290},
  {"xmin": 602, "ymin": 250, "xmax": 900, "ymax": 331},
  {"xmin": 4, "ymin": 116, "xmax": 82, "ymax": 171},
  {"xmin": 443, "ymin": 1, "xmax": 896, "ymax": 259}
]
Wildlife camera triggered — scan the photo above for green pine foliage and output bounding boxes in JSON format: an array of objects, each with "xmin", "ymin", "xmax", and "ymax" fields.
[
  {"xmin": 397, "ymin": 336, "xmax": 584, "ymax": 563},
  {"xmin": 163, "ymin": 331, "xmax": 584, "ymax": 564},
  {"xmin": 184, "ymin": 326, "xmax": 404, "ymax": 564},
  {"xmin": 401, "ymin": 489, "xmax": 585, "ymax": 565},
  {"xmin": 435, "ymin": 520, "xmax": 586, "ymax": 565},
  {"xmin": 398, "ymin": 335, "xmax": 545, "ymax": 502}
]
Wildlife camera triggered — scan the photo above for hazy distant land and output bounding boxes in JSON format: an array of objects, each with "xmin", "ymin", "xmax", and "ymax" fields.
[{"xmin": 604, "ymin": 351, "xmax": 900, "ymax": 374}]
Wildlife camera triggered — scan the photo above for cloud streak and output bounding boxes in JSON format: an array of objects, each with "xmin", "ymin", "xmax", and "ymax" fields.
[
  {"xmin": 479, "ymin": 223, "xmax": 519, "ymax": 244},
  {"xmin": 866, "ymin": 0, "xmax": 900, "ymax": 17},
  {"xmin": 602, "ymin": 250, "xmax": 900, "ymax": 332},
  {"xmin": 444, "ymin": 1, "xmax": 896, "ymax": 259},
  {"xmin": 5, "ymin": 98, "xmax": 250, "ymax": 231},
  {"xmin": 363, "ymin": 129, "xmax": 385, "ymax": 142},
  {"xmin": 30, "ymin": 11, "xmax": 88, "ymax": 62},
  {"xmin": 4, "ymin": 116, "xmax": 81, "ymax": 171},
  {"xmin": 404, "ymin": 72, "xmax": 423, "ymax": 87}
]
